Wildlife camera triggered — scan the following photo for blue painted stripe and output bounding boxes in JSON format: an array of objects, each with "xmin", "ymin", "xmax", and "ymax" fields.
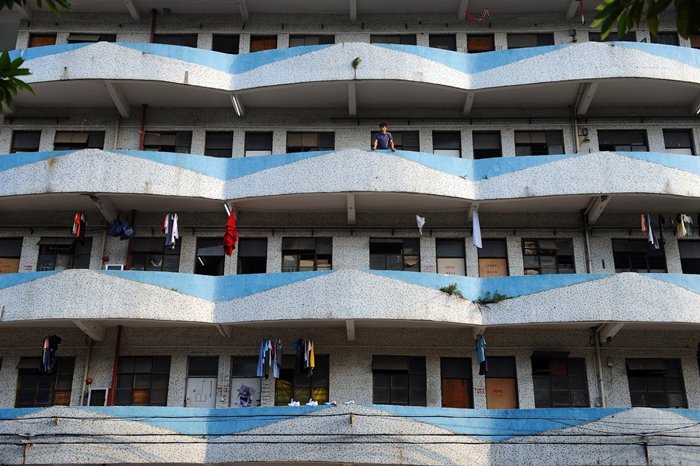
[
  {"xmin": 376, "ymin": 43, "xmax": 569, "ymax": 74},
  {"xmin": 371, "ymin": 405, "xmax": 624, "ymax": 440},
  {"xmin": 366, "ymin": 270, "xmax": 609, "ymax": 301},
  {"xmin": 119, "ymin": 42, "xmax": 332, "ymax": 74},
  {"xmin": 616, "ymin": 151, "xmax": 700, "ymax": 177},
  {"xmin": 8, "ymin": 43, "xmax": 91, "ymax": 61},
  {"xmin": 114, "ymin": 150, "xmax": 332, "ymax": 180},
  {"xmin": 647, "ymin": 274, "xmax": 700, "ymax": 295},
  {"xmin": 616, "ymin": 42, "xmax": 700, "ymax": 69},
  {"xmin": 0, "ymin": 150, "xmax": 76, "ymax": 171},
  {"xmin": 104, "ymin": 270, "xmax": 332, "ymax": 301},
  {"xmin": 83, "ymin": 406, "xmax": 327, "ymax": 435},
  {"xmin": 0, "ymin": 271, "xmax": 59, "ymax": 290}
]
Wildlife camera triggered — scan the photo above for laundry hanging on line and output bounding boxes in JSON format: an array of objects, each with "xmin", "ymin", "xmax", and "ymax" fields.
[
  {"xmin": 475, "ymin": 334, "xmax": 487, "ymax": 375},
  {"xmin": 223, "ymin": 210, "xmax": 238, "ymax": 256},
  {"xmin": 472, "ymin": 210, "xmax": 482, "ymax": 249},
  {"xmin": 677, "ymin": 214, "xmax": 694, "ymax": 237},
  {"xmin": 72, "ymin": 212, "xmax": 86, "ymax": 243},
  {"xmin": 641, "ymin": 213, "xmax": 660, "ymax": 250},
  {"xmin": 257, "ymin": 338, "xmax": 282, "ymax": 379},
  {"xmin": 294, "ymin": 337, "xmax": 315, "ymax": 377},
  {"xmin": 162, "ymin": 213, "xmax": 179, "ymax": 249},
  {"xmin": 40, "ymin": 335, "xmax": 61, "ymax": 374}
]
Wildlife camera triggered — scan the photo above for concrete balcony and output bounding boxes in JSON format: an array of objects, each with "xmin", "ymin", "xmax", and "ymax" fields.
[
  {"xmin": 1, "ymin": 270, "xmax": 699, "ymax": 331},
  {"xmin": 8, "ymin": 42, "xmax": 700, "ymax": 113},
  {"xmin": 0, "ymin": 405, "xmax": 698, "ymax": 464},
  {"xmin": 0, "ymin": 149, "xmax": 699, "ymax": 213}
]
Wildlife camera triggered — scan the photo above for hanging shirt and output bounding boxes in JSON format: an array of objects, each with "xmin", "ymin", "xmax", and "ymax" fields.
[
  {"xmin": 475, "ymin": 334, "xmax": 487, "ymax": 375},
  {"xmin": 223, "ymin": 211, "xmax": 239, "ymax": 256},
  {"xmin": 163, "ymin": 213, "xmax": 179, "ymax": 249},
  {"xmin": 472, "ymin": 210, "xmax": 482, "ymax": 248}
]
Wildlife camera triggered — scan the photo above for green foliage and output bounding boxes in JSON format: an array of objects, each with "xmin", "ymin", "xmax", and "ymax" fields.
[
  {"xmin": 474, "ymin": 290, "xmax": 509, "ymax": 306},
  {"xmin": 0, "ymin": 0, "xmax": 71, "ymax": 14},
  {"xmin": 0, "ymin": 52, "xmax": 33, "ymax": 106},
  {"xmin": 592, "ymin": 0, "xmax": 700, "ymax": 39},
  {"xmin": 439, "ymin": 282, "xmax": 464, "ymax": 299}
]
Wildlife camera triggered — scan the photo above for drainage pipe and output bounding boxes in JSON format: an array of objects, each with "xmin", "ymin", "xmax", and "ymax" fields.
[
  {"xmin": 79, "ymin": 338, "xmax": 94, "ymax": 405},
  {"xmin": 594, "ymin": 326, "xmax": 607, "ymax": 407},
  {"xmin": 107, "ymin": 325, "xmax": 123, "ymax": 406}
]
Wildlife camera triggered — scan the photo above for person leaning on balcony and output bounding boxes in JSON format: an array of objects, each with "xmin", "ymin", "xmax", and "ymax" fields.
[{"xmin": 371, "ymin": 122, "xmax": 396, "ymax": 151}]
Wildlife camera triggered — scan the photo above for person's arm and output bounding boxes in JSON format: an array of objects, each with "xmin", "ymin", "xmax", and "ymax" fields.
[
  {"xmin": 371, "ymin": 135, "xmax": 377, "ymax": 150},
  {"xmin": 389, "ymin": 135, "xmax": 396, "ymax": 151}
]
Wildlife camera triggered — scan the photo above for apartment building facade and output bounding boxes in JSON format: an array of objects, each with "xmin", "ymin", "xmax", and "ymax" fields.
[{"xmin": 0, "ymin": 0, "xmax": 700, "ymax": 464}]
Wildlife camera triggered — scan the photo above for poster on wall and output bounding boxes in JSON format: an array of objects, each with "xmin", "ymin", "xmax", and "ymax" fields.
[
  {"xmin": 478, "ymin": 258, "xmax": 508, "ymax": 277},
  {"xmin": 0, "ymin": 258, "xmax": 20, "ymax": 274},
  {"xmin": 231, "ymin": 377, "xmax": 261, "ymax": 407},
  {"xmin": 437, "ymin": 258, "xmax": 466, "ymax": 276}
]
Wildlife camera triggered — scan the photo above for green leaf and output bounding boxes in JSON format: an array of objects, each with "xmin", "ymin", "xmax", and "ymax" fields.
[{"xmin": 0, "ymin": 51, "xmax": 34, "ymax": 107}]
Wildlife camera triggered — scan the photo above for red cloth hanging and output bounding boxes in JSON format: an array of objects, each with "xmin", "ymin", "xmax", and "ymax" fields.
[{"xmin": 223, "ymin": 211, "xmax": 238, "ymax": 256}]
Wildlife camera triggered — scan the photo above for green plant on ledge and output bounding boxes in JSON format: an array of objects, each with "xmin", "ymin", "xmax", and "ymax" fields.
[
  {"xmin": 439, "ymin": 282, "xmax": 464, "ymax": 299},
  {"xmin": 474, "ymin": 290, "xmax": 509, "ymax": 306}
]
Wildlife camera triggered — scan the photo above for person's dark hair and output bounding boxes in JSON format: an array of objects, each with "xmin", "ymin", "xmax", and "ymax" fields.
[{"xmin": 379, "ymin": 122, "xmax": 388, "ymax": 128}]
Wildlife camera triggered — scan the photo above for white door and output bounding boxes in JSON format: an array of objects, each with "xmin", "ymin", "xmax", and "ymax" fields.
[{"xmin": 185, "ymin": 377, "xmax": 217, "ymax": 408}]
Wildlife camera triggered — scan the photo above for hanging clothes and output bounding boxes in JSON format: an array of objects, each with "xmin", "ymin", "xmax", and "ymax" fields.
[
  {"xmin": 223, "ymin": 211, "xmax": 238, "ymax": 256},
  {"xmin": 475, "ymin": 334, "xmax": 487, "ymax": 375},
  {"xmin": 293, "ymin": 338, "xmax": 315, "ymax": 377},
  {"xmin": 472, "ymin": 210, "xmax": 482, "ymax": 249},
  {"xmin": 416, "ymin": 215, "xmax": 425, "ymax": 236},
  {"xmin": 677, "ymin": 214, "xmax": 687, "ymax": 237},
  {"xmin": 40, "ymin": 335, "xmax": 61, "ymax": 374},
  {"xmin": 640, "ymin": 213, "xmax": 647, "ymax": 235},
  {"xmin": 256, "ymin": 338, "xmax": 281, "ymax": 379},
  {"xmin": 162, "ymin": 213, "xmax": 179, "ymax": 249},
  {"xmin": 72, "ymin": 213, "xmax": 86, "ymax": 243}
]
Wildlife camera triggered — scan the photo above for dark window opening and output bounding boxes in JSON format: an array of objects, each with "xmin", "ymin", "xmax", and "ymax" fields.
[
  {"xmin": 37, "ymin": 237, "xmax": 92, "ymax": 271},
  {"xmin": 195, "ymin": 238, "xmax": 224, "ymax": 276},
  {"xmin": 66, "ymin": 33, "xmax": 116, "ymax": 43},
  {"xmin": 679, "ymin": 241, "xmax": 700, "ymax": 274},
  {"xmin": 507, "ymin": 33, "xmax": 555, "ymax": 49},
  {"xmin": 53, "ymin": 131, "xmax": 105, "ymax": 150},
  {"xmin": 187, "ymin": 356, "xmax": 218, "ymax": 377},
  {"xmin": 612, "ymin": 239, "xmax": 666, "ymax": 273},
  {"xmin": 286, "ymin": 132, "xmax": 334, "ymax": 153},
  {"xmin": 650, "ymin": 32, "xmax": 679, "ymax": 46},
  {"xmin": 532, "ymin": 357, "xmax": 589, "ymax": 408},
  {"xmin": 370, "ymin": 35, "xmax": 417, "ymax": 45},
  {"xmin": 486, "ymin": 356, "xmax": 519, "ymax": 409},
  {"xmin": 369, "ymin": 130, "xmax": 419, "ymax": 152},
  {"xmin": 204, "ymin": 131, "xmax": 233, "ymax": 158},
  {"xmin": 598, "ymin": 130, "xmax": 649, "ymax": 152},
  {"xmin": 433, "ymin": 131, "xmax": 461, "ymax": 157},
  {"xmin": 370, "ymin": 238, "xmax": 420, "ymax": 272},
  {"xmin": 28, "ymin": 34, "xmax": 57, "ymax": 47},
  {"xmin": 429, "ymin": 34, "xmax": 456, "ymax": 51},
  {"xmin": 11, "ymin": 131, "xmax": 41, "ymax": 153},
  {"xmin": 244, "ymin": 132, "xmax": 273, "ymax": 156},
  {"xmin": 153, "ymin": 34, "xmax": 198, "ymax": 48},
  {"xmin": 467, "ymin": 34, "xmax": 495, "ymax": 53},
  {"xmin": 436, "ymin": 238, "xmax": 466, "ymax": 275},
  {"xmin": 522, "ymin": 238, "xmax": 575, "ymax": 275},
  {"xmin": 373, "ymin": 356, "xmax": 426, "ymax": 406},
  {"xmin": 473, "ymin": 131, "xmax": 502, "ymax": 159},
  {"xmin": 237, "ymin": 238, "xmax": 268, "ymax": 274},
  {"xmin": 275, "ymin": 355, "xmax": 329, "ymax": 405},
  {"xmin": 250, "ymin": 35, "xmax": 277, "ymax": 52},
  {"xmin": 627, "ymin": 358, "xmax": 687, "ymax": 408},
  {"xmin": 129, "ymin": 238, "xmax": 181, "ymax": 272},
  {"xmin": 515, "ymin": 130, "xmax": 564, "ymax": 156},
  {"xmin": 115, "ymin": 356, "xmax": 171, "ymax": 406},
  {"xmin": 282, "ymin": 237, "xmax": 332, "ymax": 272},
  {"xmin": 441, "ymin": 357, "xmax": 473, "ymax": 408},
  {"xmin": 589, "ymin": 31, "xmax": 637, "ymax": 42},
  {"xmin": 212, "ymin": 34, "xmax": 239, "ymax": 54},
  {"xmin": 0, "ymin": 238, "xmax": 22, "ymax": 274},
  {"xmin": 16, "ymin": 357, "xmax": 75, "ymax": 407},
  {"xmin": 478, "ymin": 238, "xmax": 508, "ymax": 277},
  {"xmin": 289, "ymin": 35, "xmax": 334, "ymax": 47},
  {"xmin": 143, "ymin": 131, "xmax": 192, "ymax": 153},
  {"xmin": 663, "ymin": 129, "xmax": 695, "ymax": 155}
]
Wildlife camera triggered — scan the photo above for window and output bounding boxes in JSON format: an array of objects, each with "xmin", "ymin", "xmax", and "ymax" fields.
[
  {"xmin": 433, "ymin": 131, "xmax": 461, "ymax": 157},
  {"xmin": 130, "ymin": 238, "xmax": 181, "ymax": 272},
  {"xmin": 115, "ymin": 356, "xmax": 171, "ymax": 406},
  {"xmin": 532, "ymin": 356, "xmax": 589, "ymax": 408},
  {"xmin": 143, "ymin": 131, "xmax": 192, "ymax": 153},
  {"xmin": 0, "ymin": 238, "xmax": 22, "ymax": 274},
  {"xmin": 28, "ymin": 34, "xmax": 56, "ymax": 47},
  {"xmin": 626, "ymin": 359, "xmax": 687, "ymax": 408},
  {"xmin": 237, "ymin": 238, "xmax": 267, "ymax": 274},
  {"xmin": 37, "ymin": 237, "xmax": 92, "ymax": 271},
  {"xmin": 231, "ymin": 356, "xmax": 261, "ymax": 407},
  {"xmin": 370, "ymin": 238, "xmax": 420, "ymax": 272},
  {"xmin": 195, "ymin": 238, "xmax": 224, "ymax": 276},
  {"xmin": 598, "ymin": 130, "xmax": 648, "ymax": 152},
  {"xmin": 663, "ymin": 129, "xmax": 695, "ymax": 155},
  {"xmin": 370, "ymin": 131, "xmax": 419, "ymax": 151},
  {"xmin": 370, "ymin": 35, "xmax": 417, "ymax": 45},
  {"xmin": 289, "ymin": 35, "xmax": 334, "ymax": 47},
  {"xmin": 275, "ymin": 355, "xmax": 329, "ymax": 405},
  {"xmin": 373, "ymin": 356, "xmax": 426, "ymax": 406},
  {"xmin": 153, "ymin": 34, "xmax": 198, "ymax": 48},
  {"xmin": 250, "ymin": 35, "xmax": 277, "ymax": 52},
  {"xmin": 478, "ymin": 239, "xmax": 508, "ymax": 277},
  {"xmin": 467, "ymin": 34, "xmax": 495, "ymax": 53},
  {"xmin": 651, "ymin": 31, "xmax": 679, "ymax": 46},
  {"xmin": 244, "ymin": 132, "xmax": 273, "ymax": 156},
  {"xmin": 473, "ymin": 131, "xmax": 502, "ymax": 159},
  {"xmin": 612, "ymin": 239, "xmax": 666, "ymax": 273},
  {"xmin": 212, "ymin": 34, "xmax": 239, "ymax": 54},
  {"xmin": 204, "ymin": 131, "xmax": 233, "ymax": 157},
  {"xmin": 53, "ymin": 131, "xmax": 105, "ymax": 150},
  {"xmin": 486, "ymin": 357, "xmax": 519, "ymax": 409},
  {"xmin": 282, "ymin": 237, "xmax": 332, "ymax": 272},
  {"xmin": 515, "ymin": 130, "xmax": 564, "ymax": 156},
  {"xmin": 429, "ymin": 34, "xmax": 456, "ymax": 51},
  {"xmin": 66, "ymin": 33, "xmax": 116, "ymax": 43},
  {"xmin": 588, "ymin": 31, "xmax": 637, "ymax": 42},
  {"xmin": 507, "ymin": 33, "xmax": 555, "ymax": 49},
  {"xmin": 11, "ymin": 131, "xmax": 40, "ymax": 153},
  {"xmin": 286, "ymin": 132, "xmax": 334, "ymax": 153},
  {"xmin": 16, "ymin": 357, "xmax": 75, "ymax": 407},
  {"xmin": 185, "ymin": 356, "xmax": 218, "ymax": 407},
  {"xmin": 522, "ymin": 239, "xmax": 575, "ymax": 275},
  {"xmin": 692, "ymin": 35, "xmax": 700, "ymax": 49},
  {"xmin": 679, "ymin": 241, "xmax": 700, "ymax": 274},
  {"xmin": 441, "ymin": 357, "xmax": 472, "ymax": 408},
  {"xmin": 436, "ymin": 238, "xmax": 466, "ymax": 275}
]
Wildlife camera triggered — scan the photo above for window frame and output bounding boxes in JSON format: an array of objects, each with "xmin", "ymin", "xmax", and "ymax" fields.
[
  {"xmin": 212, "ymin": 34, "xmax": 240, "ymax": 54},
  {"xmin": 597, "ymin": 130, "xmax": 649, "ymax": 152},
  {"xmin": 473, "ymin": 131, "xmax": 502, "ymax": 159},
  {"xmin": 250, "ymin": 35, "xmax": 278, "ymax": 52},
  {"xmin": 16, "ymin": 357, "xmax": 75, "ymax": 408},
  {"xmin": 663, "ymin": 129, "xmax": 695, "ymax": 155},
  {"xmin": 679, "ymin": 240, "xmax": 700, "ymax": 274},
  {"xmin": 507, "ymin": 33, "xmax": 555, "ymax": 49},
  {"xmin": 514, "ymin": 130, "xmax": 565, "ymax": 156},
  {"xmin": 275, "ymin": 354, "xmax": 329, "ymax": 406},
  {"xmin": 281, "ymin": 237, "xmax": 332, "ymax": 272},
  {"xmin": 436, "ymin": 238, "xmax": 466, "ymax": 275},
  {"xmin": 369, "ymin": 34, "xmax": 417, "ymax": 45},
  {"xmin": 237, "ymin": 238, "xmax": 268, "ymax": 274},
  {"xmin": 441, "ymin": 357, "xmax": 473, "ymax": 408},
  {"xmin": 612, "ymin": 238, "xmax": 667, "ymax": 273},
  {"xmin": 0, "ymin": 238, "xmax": 23, "ymax": 274},
  {"xmin": 153, "ymin": 34, "xmax": 198, "ymax": 48},
  {"xmin": 521, "ymin": 238, "xmax": 575, "ymax": 275},
  {"xmin": 289, "ymin": 35, "xmax": 335, "ymax": 47},
  {"xmin": 204, "ymin": 131, "xmax": 234, "ymax": 158},
  {"xmin": 53, "ymin": 131, "xmax": 105, "ymax": 151},
  {"xmin": 11, "ymin": 130, "xmax": 41, "ymax": 153},
  {"xmin": 286, "ymin": 132, "xmax": 335, "ymax": 153},
  {"xmin": 369, "ymin": 238, "xmax": 420, "ymax": 272},
  {"xmin": 428, "ymin": 34, "xmax": 457, "ymax": 51},
  {"xmin": 626, "ymin": 358, "xmax": 687, "ymax": 408},
  {"xmin": 244, "ymin": 132, "xmax": 273, "ymax": 156},
  {"xmin": 478, "ymin": 238, "xmax": 509, "ymax": 277},
  {"xmin": 372, "ymin": 355, "xmax": 427, "ymax": 406},
  {"xmin": 114, "ymin": 356, "xmax": 171, "ymax": 406},
  {"xmin": 129, "ymin": 238, "xmax": 181, "ymax": 272},
  {"xmin": 36, "ymin": 237, "xmax": 92, "ymax": 271},
  {"xmin": 467, "ymin": 34, "xmax": 495, "ymax": 53},
  {"xmin": 143, "ymin": 131, "xmax": 192, "ymax": 153},
  {"xmin": 532, "ymin": 356, "xmax": 590, "ymax": 408},
  {"xmin": 194, "ymin": 237, "xmax": 225, "ymax": 276},
  {"xmin": 432, "ymin": 131, "xmax": 462, "ymax": 157}
]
